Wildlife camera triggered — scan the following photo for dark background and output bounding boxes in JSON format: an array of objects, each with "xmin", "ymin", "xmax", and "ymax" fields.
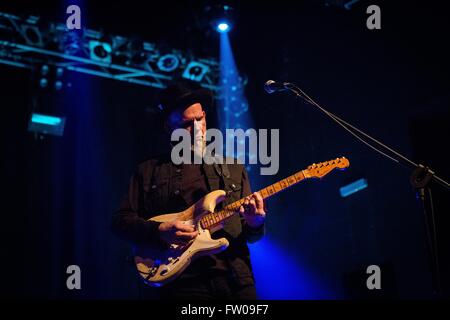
[{"xmin": 1, "ymin": 0, "xmax": 449, "ymax": 299}]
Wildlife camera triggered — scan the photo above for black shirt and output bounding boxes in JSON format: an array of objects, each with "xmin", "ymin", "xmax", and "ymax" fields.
[{"xmin": 112, "ymin": 154, "xmax": 265, "ymax": 285}]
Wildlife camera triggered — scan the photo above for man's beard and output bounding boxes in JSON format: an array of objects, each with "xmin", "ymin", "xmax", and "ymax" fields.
[
  {"xmin": 192, "ymin": 136, "xmax": 206, "ymax": 159},
  {"xmin": 192, "ymin": 120, "xmax": 206, "ymax": 160}
]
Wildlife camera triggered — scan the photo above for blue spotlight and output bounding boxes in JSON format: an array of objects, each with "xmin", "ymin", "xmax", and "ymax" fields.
[
  {"xmin": 217, "ymin": 22, "xmax": 230, "ymax": 33},
  {"xmin": 249, "ymin": 237, "xmax": 328, "ymax": 299},
  {"xmin": 219, "ymin": 31, "xmax": 252, "ymax": 164}
]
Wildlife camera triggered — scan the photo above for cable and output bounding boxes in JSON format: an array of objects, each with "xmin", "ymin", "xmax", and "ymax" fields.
[
  {"xmin": 285, "ymin": 83, "xmax": 450, "ymax": 190},
  {"xmin": 427, "ymin": 187, "xmax": 441, "ymax": 294},
  {"xmin": 283, "ymin": 82, "xmax": 447, "ymax": 295},
  {"xmin": 285, "ymin": 83, "xmax": 416, "ymax": 167}
]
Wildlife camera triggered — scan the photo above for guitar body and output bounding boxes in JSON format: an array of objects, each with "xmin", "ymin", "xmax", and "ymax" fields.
[{"xmin": 133, "ymin": 190, "xmax": 229, "ymax": 287}]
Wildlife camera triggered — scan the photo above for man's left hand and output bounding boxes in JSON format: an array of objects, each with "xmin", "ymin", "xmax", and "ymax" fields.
[{"xmin": 239, "ymin": 192, "xmax": 266, "ymax": 228}]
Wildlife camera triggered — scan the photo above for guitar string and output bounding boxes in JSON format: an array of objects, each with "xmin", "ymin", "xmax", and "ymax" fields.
[{"xmin": 199, "ymin": 170, "xmax": 309, "ymax": 229}]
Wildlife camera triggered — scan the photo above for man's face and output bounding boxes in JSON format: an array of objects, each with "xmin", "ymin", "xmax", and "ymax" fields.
[{"xmin": 166, "ymin": 102, "xmax": 207, "ymax": 140}]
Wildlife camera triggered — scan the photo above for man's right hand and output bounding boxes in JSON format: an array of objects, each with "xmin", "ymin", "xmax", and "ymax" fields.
[{"xmin": 158, "ymin": 221, "xmax": 198, "ymax": 245}]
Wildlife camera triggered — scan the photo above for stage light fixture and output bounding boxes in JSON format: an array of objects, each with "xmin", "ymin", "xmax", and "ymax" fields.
[
  {"xmin": 28, "ymin": 113, "xmax": 66, "ymax": 137},
  {"xmin": 157, "ymin": 54, "xmax": 180, "ymax": 72},
  {"xmin": 340, "ymin": 178, "xmax": 368, "ymax": 197},
  {"xmin": 21, "ymin": 25, "xmax": 43, "ymax": 46},
  {"xmin": 206, "ymin": 3, "xmax": 235, "ymax": 33},
  {"xmin": 216, "ymin": 22, "xmax": 230, "ymax": 33},
  {"xmin": 39, "ymin": 78, "xmax": 48, "ymax": 88},
  {"xmin": 126, "ymin": 39, "xmax": 147, "ymax": 66},
  {"xmin": 129, "ymin": 51, "xmax": 147, "ymax": 66},
  {"xmin": 40, "ymin": 65, "xmax": 49, "ymax": 76},
  {"xmin": 182, "ymin": 61, "xmax": 209, "ymax": 82},
  {"xmin": 54, "ymin": 80, "xmax": 63, "ymax": 90},
  {"xmin": 89, "ymin": 40, "xmax": 112, "ymax": 63},
  {"xmin": 324, "ymin": 0, "xmax": 361, "ymax": 10},
  {"xmin": 56, "ymin": 67, "xmax": 64, "ymax": 78}
]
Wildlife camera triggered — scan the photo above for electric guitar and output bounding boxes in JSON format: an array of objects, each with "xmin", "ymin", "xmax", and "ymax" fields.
[{"xmin": 134, "ymin": 157, "xmax": 350, "ymax": 287}]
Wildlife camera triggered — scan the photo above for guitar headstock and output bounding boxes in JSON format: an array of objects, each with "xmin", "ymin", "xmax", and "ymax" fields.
[{"xmin": 305, "ymin": 157, "xmax": 350, "ymax": 179}]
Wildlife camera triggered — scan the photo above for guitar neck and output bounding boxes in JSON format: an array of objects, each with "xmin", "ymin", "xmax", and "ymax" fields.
[{"xmin": 200, "ymin": 169, "xmax": 309, "ymax": 230}]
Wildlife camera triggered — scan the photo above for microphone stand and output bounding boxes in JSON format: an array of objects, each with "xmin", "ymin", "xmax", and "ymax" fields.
[{"xmin": 282, "ymin": 82, "xmax": 449, "ymax": 297}]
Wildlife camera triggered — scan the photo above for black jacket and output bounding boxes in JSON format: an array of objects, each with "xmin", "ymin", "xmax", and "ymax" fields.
[{"xmin": 112, "ymin": 153, "xmax": 265, "ymax": 286}]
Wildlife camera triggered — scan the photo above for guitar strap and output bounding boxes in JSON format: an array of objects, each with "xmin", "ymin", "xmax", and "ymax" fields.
[
  {"xmin": 202, "ymin": 159, "xmax": 245, "ymax": 262},
  {"xmin": 202, "ymin": 162, "xmax": 220, "ymax": 190},
  {"xmin": 202, "ymin": 157, "xmax": 242, "ymax": 206}
]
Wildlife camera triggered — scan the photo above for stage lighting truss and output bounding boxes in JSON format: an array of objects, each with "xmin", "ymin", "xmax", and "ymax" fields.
[{"xmin": 0, "ymin": 12, "xmax": 239, "ymax": 98}]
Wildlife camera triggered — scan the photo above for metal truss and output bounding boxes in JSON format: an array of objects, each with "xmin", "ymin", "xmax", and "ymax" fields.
[{"xmin": 0, "ymin": 11, "xmax": 229, "ymax": 98}]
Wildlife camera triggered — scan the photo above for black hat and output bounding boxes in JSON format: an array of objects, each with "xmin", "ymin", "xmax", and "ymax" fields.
[{"xmin": 157, "ymin": 80, "xmax": 214, "ymax": 119}]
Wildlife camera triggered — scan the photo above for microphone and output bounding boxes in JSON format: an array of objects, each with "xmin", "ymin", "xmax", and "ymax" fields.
[{"xmin": 264, "ymin": 80, "xmax": 290, "ymax": 94}]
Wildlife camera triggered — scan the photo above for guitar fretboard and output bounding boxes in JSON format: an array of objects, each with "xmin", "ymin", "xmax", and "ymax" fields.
[{"xmin": 200, "ymin": 170, "xmax": 308, "ymax": 230}]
